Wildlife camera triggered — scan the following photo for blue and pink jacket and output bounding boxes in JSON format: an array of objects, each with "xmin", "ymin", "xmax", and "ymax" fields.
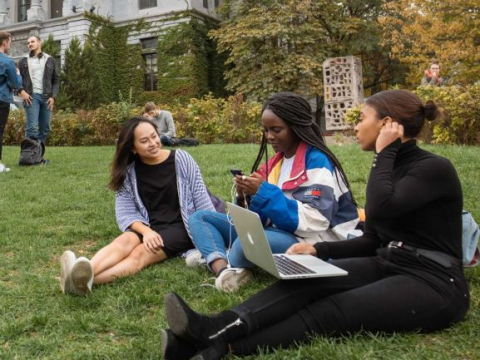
[{"xmin": 250, "ymin": 141, "xmax": 361, "ymax": 244}]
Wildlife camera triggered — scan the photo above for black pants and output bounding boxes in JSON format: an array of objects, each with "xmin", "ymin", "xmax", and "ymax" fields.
[
  {"xmin": 229, "ymin": 250, "xmax": 469, "ymax": 355},
  {"xmin": 0, "ymin": 101, "xmax": 10, "ymax": 161}
]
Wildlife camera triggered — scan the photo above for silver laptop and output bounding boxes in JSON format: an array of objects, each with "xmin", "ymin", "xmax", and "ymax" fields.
[{"xmin": 227, "ymin": 202, "xmax": 348, "ymax": 279}]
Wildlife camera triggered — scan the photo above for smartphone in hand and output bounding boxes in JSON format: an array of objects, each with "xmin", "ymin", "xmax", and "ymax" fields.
[{"xmin": 230, "ymin": 169, "xmax": 244, "ymax": 177}]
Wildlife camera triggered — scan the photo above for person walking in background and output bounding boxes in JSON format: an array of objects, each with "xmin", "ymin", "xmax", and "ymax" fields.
[
  {"xmin": 18, "ymin": 35, "xmax": 59, "ymax": 161},
  {"xmin": 60, "ymin": 117, "xmax": 215, "ymax": 296},
  {"xmin": 143, "ymin": 101, "xmax": 177, "ymax": 146},
  {"xmin": 421, "ymin": 60, "xmax": 444, "ymax": 86},
  {"xmin": 0, "ymin": 31, "xmax": 29, "ymax": 172}
]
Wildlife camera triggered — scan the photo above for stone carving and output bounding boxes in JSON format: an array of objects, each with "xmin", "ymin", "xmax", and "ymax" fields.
[{"xmin": 323, "ymin": 56, "xmax": 364, "ymax": 130}]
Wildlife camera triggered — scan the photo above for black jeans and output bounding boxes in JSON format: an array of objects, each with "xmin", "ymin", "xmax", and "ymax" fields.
[
  {"xmin": 0, "ymin": 100, "xmax": 10, "ymax": 161},
  {"xmin": 230, "ymin": 250, "xmax": 469, "ymax": 355}
]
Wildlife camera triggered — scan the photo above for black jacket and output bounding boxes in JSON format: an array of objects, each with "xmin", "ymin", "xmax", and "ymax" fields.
[{"xmin": 18, "ymin": 53, "xmax": 60, "ymax": 99}]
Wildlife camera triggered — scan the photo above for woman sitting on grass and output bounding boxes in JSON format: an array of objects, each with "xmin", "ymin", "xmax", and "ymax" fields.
[
  {"xmin": 161, "ymin": 89, "xmax": 469, "ymax": 360},
  {"xmin": 186, "ymin": 92, "xmax": 361, "ymax": 292},
  {"xmin": 59, "ymin": 116, "xmax": 216, "ymax": 296}
]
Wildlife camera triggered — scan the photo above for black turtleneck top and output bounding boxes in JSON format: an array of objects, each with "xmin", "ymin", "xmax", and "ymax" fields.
[{"xmin": 315, "ymin": 139, "xmax": 463, "ymax": 261}]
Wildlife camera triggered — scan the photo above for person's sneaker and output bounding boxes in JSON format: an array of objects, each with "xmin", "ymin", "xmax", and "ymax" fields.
[
  {"xmin": 215, "ymin": 268, "xmax": 252, "ymax": 293},
  {"xmin": 185, "ymin": 249, "xmax": 206, "ymax": 267},
  {"xmin": 0, "ymin": 163, "xmax": 10, "ymax": 172},
  {"xmin": 60, "ymin": 250, "xmax": 77, "ymax": 294},
  {"xmin": 70, "ymin": 257, "xmax": 94, "ymax": 296}
]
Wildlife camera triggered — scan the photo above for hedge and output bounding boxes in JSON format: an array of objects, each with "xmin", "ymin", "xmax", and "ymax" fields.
[{"xmin": 4, "ymin": 94, "xmax": 262, "ymax": 146}]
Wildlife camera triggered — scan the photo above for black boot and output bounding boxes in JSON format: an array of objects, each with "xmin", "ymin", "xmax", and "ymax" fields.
[
  {"xmin": 161, "ymin": 329, "xmax": 198, "ymax": 360},
  {"xmin": 190, "ymin": 345, "xmax": 225, "ymax": 360},
  {"xmin": 165, "ymin": 292, "xmax": 246, "ymax": 349}
]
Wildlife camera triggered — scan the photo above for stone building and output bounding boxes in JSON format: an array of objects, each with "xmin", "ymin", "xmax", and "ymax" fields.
[{"xmin": 0, "ymin": 0, "xmax": 222, "ymax": 90}]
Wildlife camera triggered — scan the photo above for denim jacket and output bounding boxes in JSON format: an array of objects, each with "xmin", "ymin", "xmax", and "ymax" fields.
[
  {"xmin": 18, "ymin": 53, "xmax": 59, "ymax": 99},
  {"xmin": 0, "ymin": 53, "xmax": 22, "ymax": 103}
]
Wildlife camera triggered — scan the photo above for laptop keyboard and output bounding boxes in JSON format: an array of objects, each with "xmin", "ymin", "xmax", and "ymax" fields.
[{"xmin": 274, "ymin": 255, "xmax": 316, "ymax": 275}]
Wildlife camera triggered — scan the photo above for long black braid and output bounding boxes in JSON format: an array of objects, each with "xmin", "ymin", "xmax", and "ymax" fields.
[{"xmin": 251, "ymin": 92, "xmax": 356, "ymax": 205}]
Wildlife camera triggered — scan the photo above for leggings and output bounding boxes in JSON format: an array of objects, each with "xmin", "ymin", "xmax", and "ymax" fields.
[
  {"xmin": 229, "ymin": 254, "xmax": 469, "ymax": 355},
  {"xmin": 0, "ymin": 101, "xmax": 10, "ymax": 160}
]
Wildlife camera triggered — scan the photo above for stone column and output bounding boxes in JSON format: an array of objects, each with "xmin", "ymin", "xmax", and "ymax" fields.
[
  {"xmin": 0, "ymin": 0, "xmax": 10, "ymax": 25},
  {"xmin": 27, "ymin": 0, "xmax": 46, "ymax": 21}
]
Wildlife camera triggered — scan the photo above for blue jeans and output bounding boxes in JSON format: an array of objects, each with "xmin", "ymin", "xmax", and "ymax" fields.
[
  {"xmin": 25, "ymin": 93, "xmax": 51, "ymax": 143},
  {"xmin": 188, "ymin": 210, "xmax": 299, "ymax": 269}
]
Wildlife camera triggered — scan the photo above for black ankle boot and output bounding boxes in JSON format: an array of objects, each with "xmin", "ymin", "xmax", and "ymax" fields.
[
  {"xmin": 190, "ymin": 344, "xmax": 226, "ymax": 360},
  {"xmin": 161, "ymin": 329, "xmax": 197, "ymax": 360},
  {"xmin": 165, "ymin": 292, "xmax": 246, "ymax": 348}
]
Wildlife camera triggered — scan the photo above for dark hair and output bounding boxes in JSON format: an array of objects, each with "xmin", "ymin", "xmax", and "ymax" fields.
[
  {"xmin": 0, "ymin": 31, "xmax": 11, "ymax": 46},
  {"xmin": 108, "ymin": 116, "xmax": 158, "ymax": 191},
  {"xmin": 251, "ymin": 92, "xmax": 354, "ymax": 201},
  {"xmin": 429, "ymin": 59, "xmax": 439, "ymax": 67},
  {"xmin": 365, "ymin": 89, "xmax": 439, "ymax": 138}
]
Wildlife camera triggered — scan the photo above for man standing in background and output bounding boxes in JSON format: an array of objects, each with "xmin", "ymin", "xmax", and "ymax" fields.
[
  {"xmin": 18, "ymin": 35, "xmax": 59, "ymax": 162},
  {"xmin": 0, "ymin": 31, "xmax": 29, "ymax": 172}
]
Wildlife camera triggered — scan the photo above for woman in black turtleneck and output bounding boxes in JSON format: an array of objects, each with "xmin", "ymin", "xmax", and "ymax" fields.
[{"xmin": 160, "ymin": 90, "xmax": 469, "ymax": 360}]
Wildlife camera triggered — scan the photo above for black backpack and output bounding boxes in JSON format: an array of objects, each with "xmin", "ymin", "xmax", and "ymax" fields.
[{"xmin": 19, "ymin": 137, "xmax": 44, "ymax": 166}]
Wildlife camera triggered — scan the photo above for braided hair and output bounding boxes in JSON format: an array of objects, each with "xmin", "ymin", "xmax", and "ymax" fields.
[{"xmin": 251, "ymin": 92, "xmax": 355, "ymax": 203}]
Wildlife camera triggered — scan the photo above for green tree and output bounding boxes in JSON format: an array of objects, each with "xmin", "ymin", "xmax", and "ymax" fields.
[
  {"xmin": 212, "ymin": 0, "xmax": 385, "ymax": 99},
  {"xmin": 57, "ymin": 37, "xmax": 101, "ymax": 110}
]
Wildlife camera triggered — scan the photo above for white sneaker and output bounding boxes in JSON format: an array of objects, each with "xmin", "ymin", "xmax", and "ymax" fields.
[
  {"xmin": 70, "ymin": 257, "xmax": 94, "ymax": 296},
  {"xmin": 60, "ymin": 250, "xmax": 76, "ymax": 294},
  {"xmin": 0, "ymin": 163, "xmax": 10, "ymax": 172},
  {"xmin": 185, "ymin": 249, "xmax": 206, "ymax": 267},
  {"xmin": 215, "ymin": 268, "xmax": 252, "ymax": 293}
]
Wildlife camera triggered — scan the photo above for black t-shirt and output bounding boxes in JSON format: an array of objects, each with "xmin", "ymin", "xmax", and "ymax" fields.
[{"xmin": 135, "ymin": 150, "xmax": 183, "ymax": 230}]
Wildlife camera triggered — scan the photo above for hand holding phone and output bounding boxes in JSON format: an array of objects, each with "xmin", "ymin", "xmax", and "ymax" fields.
[{"xmin": 230, "ymin": 169, "xmax": 244, "ymax": 177}]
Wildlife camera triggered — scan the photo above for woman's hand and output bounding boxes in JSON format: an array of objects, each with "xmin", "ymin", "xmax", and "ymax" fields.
[
  {"xmin": 142, "ymin": 230, "xmax": 164, "ymax": 254},
  {"xmin": 375, "ymin": 121, "xmax": 404, "ymax": 153},
  {"xmin": 286, "ymin": 243, "xmax": 317, "ymax": 256},
  {"xmin": 235, "ymin": 172, "xmax": 263, "ymax": 196}
]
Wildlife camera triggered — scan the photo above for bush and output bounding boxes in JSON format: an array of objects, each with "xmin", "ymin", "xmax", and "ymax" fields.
[
  {"xmin": 3, "ymin": 95, "xmax": 262, "ymax": 146},
  {"xmin": 415, "ymin": 84, "xmax": 480, "ymax": 145},
  {"xmin": 172, "ymin": 94, "xmax": 262, "ymax": 143}
]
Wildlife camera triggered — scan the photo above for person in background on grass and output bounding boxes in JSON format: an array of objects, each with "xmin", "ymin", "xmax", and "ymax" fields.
[
  {"xmin": 0, "ymin": 31, "xmax": 29, "ymax": 173},
  {"xmin": 18, "ymin": 35, "xmax": 60, "ymax": 164},
  {"xmin": 59, "ymin": 116, "xmax": 215, "ymax": 296},
  {"xmin": 421, "ymin": 60, "xmax": 445, "ymax": 86},
  {"xmin": 160, "ymin": 89, "xmax": 469, "ymax": 360},
  {"xmin": 143, "ymin": 101, "xmax": 177, "ymax": 146},
  {"xmin": 185, "ymin": 92, "xmax": 361, "ymax": 293}
]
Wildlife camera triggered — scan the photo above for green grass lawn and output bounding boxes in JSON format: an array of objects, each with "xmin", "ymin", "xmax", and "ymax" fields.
[{"xmin": 0, "ymin": 143, "xmax": 479, "ymax": 360}]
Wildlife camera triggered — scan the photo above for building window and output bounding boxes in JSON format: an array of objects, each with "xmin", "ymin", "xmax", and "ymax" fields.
[
  {"xmin": 203, "ymin": 0, "xmax": 208, "ymax": 8},
  {"xmin": 141, "ymin": 38, "xmax": 158, "ymax": 91},
  {"xmin": 214, "ymin": 0, "xmax": 220, "ymax": 7},
  {"xmin": 51, "ymin": 0, "xmax": 63, "ymax": 18},
  {"xmin": 18, "ymin": 0, "xmax": 31, "ymax": 22},
  {"xmin": 139, "ymin": 0, "xmax": 157, "ymax": 10}
]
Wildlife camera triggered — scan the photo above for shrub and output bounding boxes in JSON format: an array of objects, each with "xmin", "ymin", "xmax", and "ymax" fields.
[
  {"xmin": 172, "ymin": 94, "xmax": 262, "ymax": 143},
  {"xmin": 415, "ymin": 84, "xmax": 480, "ymax": 145},
  {"xmin": 3, "ymin": 95, "xmax": 261, "ymax": 146}
]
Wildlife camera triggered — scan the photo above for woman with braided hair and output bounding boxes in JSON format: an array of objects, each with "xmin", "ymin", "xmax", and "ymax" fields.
[
  {"xmin": 186, "ymin": 92, "xmax": 361, "ymax": 292},
  {"xmin": 161, "ymin": 89, "xmax": 468, "ymax": 360}
]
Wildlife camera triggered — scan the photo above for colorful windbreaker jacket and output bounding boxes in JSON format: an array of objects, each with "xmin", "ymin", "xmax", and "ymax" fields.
[{"xmin": 251, "ymin": 141, "xmax": 362, "ymax": 244}]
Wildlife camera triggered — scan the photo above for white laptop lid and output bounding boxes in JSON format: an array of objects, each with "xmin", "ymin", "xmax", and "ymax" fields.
[{"xmin": 227, "ymin": 202, "xmax": 348, "ymax": 279}]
